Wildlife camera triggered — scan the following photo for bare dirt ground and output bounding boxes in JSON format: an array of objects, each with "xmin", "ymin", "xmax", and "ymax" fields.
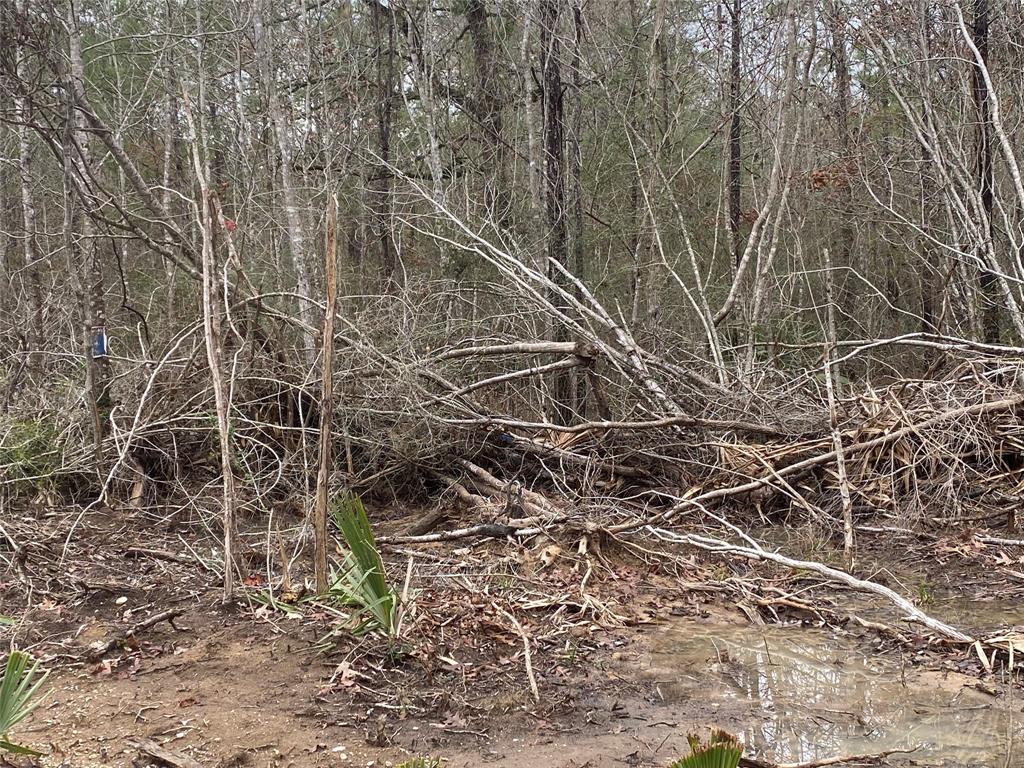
[{"xmin": 3, "ymin": 501, "xmax": 1023, "ymax": 768}]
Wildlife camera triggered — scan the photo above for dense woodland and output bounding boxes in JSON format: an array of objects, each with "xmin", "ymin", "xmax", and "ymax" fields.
[
  {"xmin": 8, "ymin": 1, "xmax": 1024, "ymax": 764},
  {"xmin": 3, "ymin": 0, "xmax": 1024, "ymax": 599}
]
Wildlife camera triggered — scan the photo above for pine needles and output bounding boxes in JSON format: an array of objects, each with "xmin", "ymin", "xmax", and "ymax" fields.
[{"xmin": 0, "ymin": 651, "xmax": 48, "ymax": 756}]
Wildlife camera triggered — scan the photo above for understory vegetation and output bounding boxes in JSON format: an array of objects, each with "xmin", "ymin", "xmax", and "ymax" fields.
[{"xmin": 3, "ymin": 0, "xmax": 1024, "ymax": 766}]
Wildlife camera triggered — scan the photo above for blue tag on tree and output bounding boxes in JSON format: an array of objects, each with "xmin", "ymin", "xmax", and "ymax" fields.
[{"xmin": 92, "ymin": 328, "xmax": 109, "ymax": 358}]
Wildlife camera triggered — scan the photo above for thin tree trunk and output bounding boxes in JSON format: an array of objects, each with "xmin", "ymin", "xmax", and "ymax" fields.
[
  {"xmin": 182, "ymin": 84, "xmax": 238, "ymax": 601},
  {"xmin": 568, "ymin": 1, "xmax": 586, "ymax": 413},
  {"xmin": 67, "ymin": 4, "xmax": 107, "ymax": 476},
  {"xmin": 200, "ymin": 185, "xmax": 238, "ymax": 603},
  {"xmin": 520, "ymin": 2, "xmax": 544, "ymax": 270},
  {"xmin": 15, "ymin": 0, "xmax": 42, "ymax": 368},
  {"xmin": 972, "ymin": 0, "xmax": 1000, "ymax": 343},
  {"xmin": 727, "ymin": 0, "xmax": 742, "ymax": 269},
  {"xmin": 371, "ymin": 0, "xmax": 398, "ymax": 288},
  {"xmin": 253, "ymin": 3, "xmax": 315, "ymax": 358},
  {"xmin": 919, "ymin": 2, "xmax": 940, "ymax": 333},
  {"xmin": 161, "ymin": 92, "xmax": 179, "ymax": 330},
  {"xmin": 183, "ymin": 5, "xmax": 238, "ymax": 600},
  {"xmin": 823, "ymin": 248, "xmax": 855, "ymax": 568},
  {"xmin": 539, "ymin": 0, "xmax": 572, "ymax": 423},
  {"xmin": 314, "ymin": 196, "xmax": 339, "ymax": 593},
  {"xmin": 644, "ymin": 0, "xmax": 668, "ymax": 328},
  {"xmin": 829, "ymin": 0, "xmax": 855, "ymax": 316},
  {"xmin": 465, "ymin": 0, "xmax": 505, "ymax": 214},
  {"xmin": 406, "ymin": 1, "xmax": 444, "ymax": 200}
]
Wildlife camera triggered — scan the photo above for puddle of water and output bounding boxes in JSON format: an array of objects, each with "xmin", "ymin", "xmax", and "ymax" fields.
[
  {"xmin": 929, "ymin": 596, "xmax": 1023, "ymax": 634},
  {"xmin": 644, "ymin": 622, "xmax": 1024, "ymax": 766}
]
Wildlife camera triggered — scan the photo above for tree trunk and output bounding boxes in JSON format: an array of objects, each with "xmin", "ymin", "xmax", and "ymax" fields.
[
  {"xmin": 644, "ymin": 0, "xmax": 668, "ymax": 328},
  {"xmin": 253, "ymin": 2, "xmax": 315, "ymax": 359},
  {"xmin": 371, "ymin": 0, "xmax": 398, "ymax": 288},
  {"xmin": 972, "ymin": 0, "xmax": 1000, "ymax": 344},
  {"xmin": 727, "ymin": 0, "xmax": 742, "ymax": 270},
  {"xmin": 314, "ymin": 196, "xmax": 339, "ymax": 593},
  {"xmin": 829, "ymin": 0, "xmax": 855, "ymax": 321},
  {"xmin": 466, "ymin": 0, "xmax": 505, "ymax": 214},
  {"xmin": 539, "ymin": 0, "xmax": 573, "ymax": 423},
  {"xmin": 15, "ymin": 0, "xmax": 43, "ymax": 368},
  {"xmin": 919, "ymin": 2, "xmax": 940, "ymax": 333},
  {"xmin": 161, "ymin": 92, "xmax": 179, "ymax": 331},
  {"xmin": 67, "ymin": 4, "xmax": 108, "ymax": 476}
]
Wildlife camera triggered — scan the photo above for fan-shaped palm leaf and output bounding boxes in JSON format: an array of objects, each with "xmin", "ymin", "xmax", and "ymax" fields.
[{"xmin": 0, "ymin": 651, "xmax": 48, "ymax": 756}]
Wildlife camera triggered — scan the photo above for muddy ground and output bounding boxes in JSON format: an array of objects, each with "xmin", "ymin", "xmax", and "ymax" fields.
[{"xmin": 2, "ymin": 501, "xmax": 1024, "ymax": 768}]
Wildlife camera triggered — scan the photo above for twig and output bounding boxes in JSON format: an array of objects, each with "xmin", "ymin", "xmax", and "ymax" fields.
[
  {"xmin": 741, "ymin": 747, "xmax": 917, "ymax": 768},
  {"xmin": 380, "ymin": 521, "xmax": 544, "ymax": 545},
  {"xmin": 497, "ymin": 605, "xmax": 540, "ymax": 703},
  {"xmin": 86, "ymin": 608, "xmax": 184, "ymax": 660},
  {"xmin": 123, "ymin": 547, "xmax": 192, "ymax": 565},
  {"xmin": 129, "ymin": 738, "xmax": 203, "ymax": 768}
]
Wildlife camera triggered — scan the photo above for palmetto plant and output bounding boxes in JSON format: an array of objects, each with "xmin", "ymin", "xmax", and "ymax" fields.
[
  {"xmin": 0, "ymin": 651, "xmax": 49, "ymax": 756},
  {"xmin": 328, "ymin": 493, "xmax": 398, "ymax": 636},
  {"xmin": 670, "ymin": 730, "xmax": 743, "ymax": 768}
]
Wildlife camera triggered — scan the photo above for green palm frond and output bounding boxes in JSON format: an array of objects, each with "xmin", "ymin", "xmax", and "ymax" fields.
[
  {"xmin": 0, "ymin": 651, "xmax": 49, "ymax": 756},
  {"xmin": 670, "ymin": 730, "xmax": 743, "ymax": 768},
  {"xmin": 329, "ymin": 493, "xmax": 397, "ymax": 636}
]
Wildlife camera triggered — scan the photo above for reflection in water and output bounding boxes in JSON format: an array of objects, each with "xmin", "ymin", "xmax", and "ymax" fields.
[{"xmin": 645, "ymin": 623, "xmax": 1023, "ymax": 766}]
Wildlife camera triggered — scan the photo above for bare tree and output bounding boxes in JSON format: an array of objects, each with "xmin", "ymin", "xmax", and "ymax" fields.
[{"xmin": 253, "ymin": 2, "xmax": 315, "ymax": 360}]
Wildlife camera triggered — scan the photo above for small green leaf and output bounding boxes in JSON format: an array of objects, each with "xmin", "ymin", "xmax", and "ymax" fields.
[{"xmin": 0, "ymin": 739, "xmax": 43, "ymax": 756}]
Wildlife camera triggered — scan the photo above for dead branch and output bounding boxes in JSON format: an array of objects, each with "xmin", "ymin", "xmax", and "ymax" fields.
[
  {"xmin": 497, "ymin": 605, "xmax": 540, "ymax": 703},
  {"xmin": 86, "ymin": 608, "xmax": 184, "ymax": 660},
  {"xmin": 644, "ymin": 527, "xmax": 974, "ymax": 644},
  {"xmin": 129, "ymin": 738, "xmax": 203, "ymax": 768}
]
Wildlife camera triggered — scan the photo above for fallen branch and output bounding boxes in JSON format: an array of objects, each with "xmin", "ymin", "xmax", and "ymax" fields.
[
  {"xmin": 86, "ymin": 608, "xmax": 185, "ymax": 660},
  {"xmin": 420, "ymin": 356, "xmax": 582, "ymax": 406},
  {"xmin": 380, "ymin": 519, "xmax": 546, "ymax": 545},
  {"xmin": 123, "ymin": 547, "xmax": 193, "ymax": 565},
  {"xmin": 130, "ymin": 738, "xmax": 203, "ymax": 768},
  {"xmin": 643, "ymin": 527, "xmax": 975, "ymax": 644},
  {"xmin": 497, "ymin": 605, "xmax": 540, "ymax": 703},
  {"xmin": 741, "ymin": 747, "xmax": 917, "ymax": 768},
  {"xmin": 448, "ymin": 413, "xmax": 795, "ymax": 439},
  {"xmin": 431, "ymin": 340, "xmax": 589, "ymax": 361}
]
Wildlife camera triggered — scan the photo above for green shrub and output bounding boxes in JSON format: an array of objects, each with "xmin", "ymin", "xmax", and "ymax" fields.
[
  {"xmin": 328, "ymin": 493, "xmax": 398, "ymax": 637},
  {"xmin": 0, "ymin": 418, "xmax": 61, "ymax": 486},
  {"xmin": 0, "ymin": 651, "xmax": 49, "ymax": 756},
  {"xmin": 670, "ymin": 730, "xmax": 743, "ymax": 768}
]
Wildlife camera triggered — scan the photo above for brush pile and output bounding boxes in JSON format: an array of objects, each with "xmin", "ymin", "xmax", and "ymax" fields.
[{"xmin": 4, "ymin": 270, "xmax": 1024, "ymax": 543}]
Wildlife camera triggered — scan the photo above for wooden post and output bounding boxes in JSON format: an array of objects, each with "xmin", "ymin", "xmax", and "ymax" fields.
[{"xmin": 315, "ymin": 195, "xmax": 339, "ymax": 593}]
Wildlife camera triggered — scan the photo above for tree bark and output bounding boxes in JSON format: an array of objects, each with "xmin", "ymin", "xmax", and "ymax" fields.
[
  {"xmin": 539, "ymin": 0, "xmax": 573, "ymax": 423},
  {"xmin": 66, "ymin": 4, "xmax": 108, "ymax": 476},
  {"xmin": 466, "ymin": 0, "xmax": 504, "ymax": 210},
  {"xmin": 972, "ymin": 0, "xmax": 1000, "ymax": 344},
  {"xmin": 727, "ymin": 0, "xmax": 742, "ymax": 269},
  {"xmin": 15, "ymin": 0, "xmax": 43, "ymax": 368},
  {"xmin": 314, "ymin": 196, "xmax": 339, "ymax": 593},
  {"xmin": 371, "ymin": 0, "xmax": 399, "ymax": 288}
]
